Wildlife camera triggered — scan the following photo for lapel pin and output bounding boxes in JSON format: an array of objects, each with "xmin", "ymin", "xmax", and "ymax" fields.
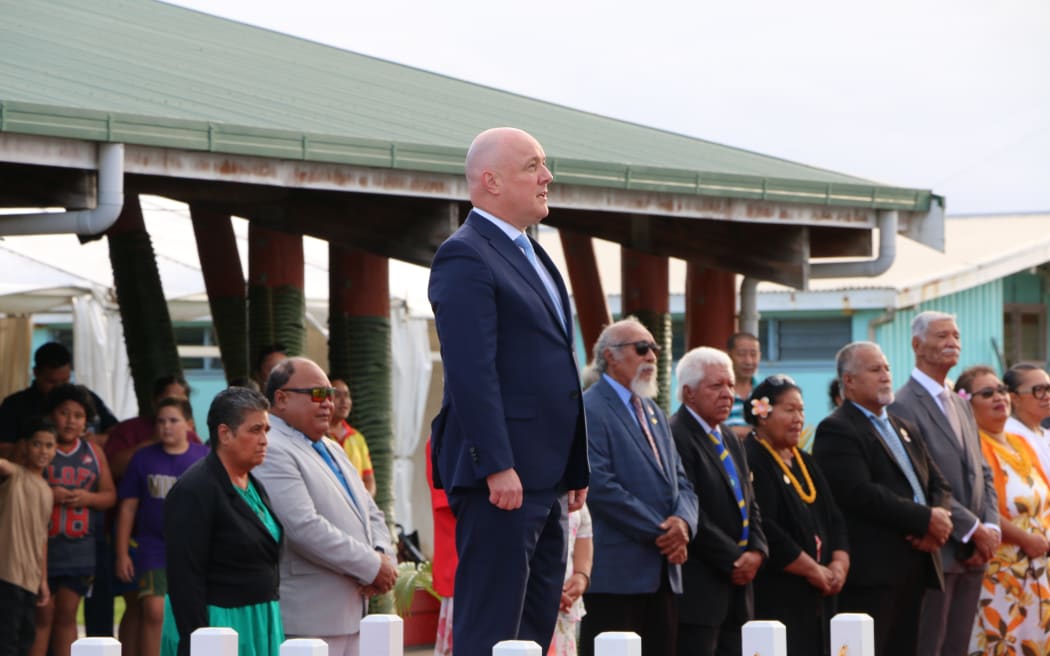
[
  {"xmin": 900, "ymin": 427, "xmax": 911, "ymax": 443},
  {"xmin": 783, "ymin": 474, "xmax": 791, "ymax": 485}
]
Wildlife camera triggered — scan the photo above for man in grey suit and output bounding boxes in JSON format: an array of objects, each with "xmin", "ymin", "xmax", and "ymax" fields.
[
  {"xmin": 253, "ymin": 358, "xmax": 396, "ymax": 656},
  {"xmin": 889, "ymin": 311, "xmax": 1000, "ymax": 656},
  {"xmin": 580, "ymin": 318, "xmax": 698, "ymax": 656}
]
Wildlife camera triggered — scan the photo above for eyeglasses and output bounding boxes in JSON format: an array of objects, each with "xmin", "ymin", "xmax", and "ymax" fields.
[
  {"xmin": 973, "ymin": 385, "xmax": 1009, "ymax": 399},
  {"xmin": 1016, "ymin": 383, "xmax": 1050, "ymax": 400},
  {"xmin": 611, "ymin": 341, "xmax": 662, "ymax": 356},
  {"xmin": 280, "ymin": 387, "xmax": 336, "ymax": 403}
]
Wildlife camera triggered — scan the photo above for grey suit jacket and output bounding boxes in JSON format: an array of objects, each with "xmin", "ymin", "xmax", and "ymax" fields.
[
  {"xmin": 890, "ymin": 375, "xmax": 998, "ymax": 572},
  {"xmin": 253, "ymin": 415, "xmax": 392, "ymax": 636}
]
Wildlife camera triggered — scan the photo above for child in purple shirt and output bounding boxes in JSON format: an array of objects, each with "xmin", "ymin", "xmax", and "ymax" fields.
[{"xmin": 116, "ymin": 398, "xmax": 207, "ymax": 656}]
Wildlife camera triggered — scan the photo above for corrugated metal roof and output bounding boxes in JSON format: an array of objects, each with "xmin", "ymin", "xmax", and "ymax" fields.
[
  {"xmin": 537, "ymin": 214, "xmax": 1050, "ymax": 310},
  {"xmin": 0, "ymin": 0, "xmax": 934, "ymax": 211}
]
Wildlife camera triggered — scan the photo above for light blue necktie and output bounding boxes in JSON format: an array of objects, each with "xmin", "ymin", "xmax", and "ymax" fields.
[
  {"xmin": 513, "ymin": 233, "xmax": 566, "ymax": 330},
  {"xmin": 871, "ymin": 415, "xmax": 927, "ymax": 504},
  {"xmin": 311, "ymin": 439, "xmax": 361, "ymax": 514}
]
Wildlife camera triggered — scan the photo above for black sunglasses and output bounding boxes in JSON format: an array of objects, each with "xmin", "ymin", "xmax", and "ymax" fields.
[
  {"xmin": 973, "ymin": 385, "xmax": 1009, "ymax": 399},
  {"xmin": 611, "ymin": 341, "xmax": 662, "ymax": 356},
  {"xmin": 1017, "ymin": 383, "xmax": 1050, "ymax": 400},
  {"xmin": 280, "ymin": 387, "xmax": 336, "ymax": 403}
]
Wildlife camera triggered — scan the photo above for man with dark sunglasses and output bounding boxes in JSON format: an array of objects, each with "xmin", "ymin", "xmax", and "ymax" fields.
[
  {"xmin": 253, "ymin": 357, "xmax": 394, "ymax": 656},
  {"xmin": 890, "ymin": 311, "xmax": 1000, "ymax": 656},
  {"xmin": 580, "ymin": 318, "xmax": 698, "ymax": 656}
]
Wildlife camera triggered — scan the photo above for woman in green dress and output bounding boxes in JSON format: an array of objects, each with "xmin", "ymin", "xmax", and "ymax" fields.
[{"xmin": 163, "ymin": 386, "xmax": 284, "ymax": 656}]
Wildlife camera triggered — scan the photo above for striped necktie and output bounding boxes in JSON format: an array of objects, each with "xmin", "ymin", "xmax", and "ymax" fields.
[{"xmin": 708, "ymin": 429, "xmax": 750, "ymax": 549}]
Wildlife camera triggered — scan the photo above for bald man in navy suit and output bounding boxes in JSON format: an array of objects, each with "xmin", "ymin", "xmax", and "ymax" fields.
[{"xmin": 428, "ymin": 127, "xmax": 589, "ymax": 656}]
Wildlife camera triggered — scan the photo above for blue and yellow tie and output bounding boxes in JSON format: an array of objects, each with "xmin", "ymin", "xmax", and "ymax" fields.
[{"xmin": 708, "ymin": 430, "xmax": 749, "ymax": 549}]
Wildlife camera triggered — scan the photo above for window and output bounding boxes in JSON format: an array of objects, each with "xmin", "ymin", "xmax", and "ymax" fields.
[
  {"xmin": 174, "ymin": 324, "xmax": 223, "ymax": 373},
  {"xmin": 1003, "ymin": 304, "xmax": 1047, "ymax": 367},
  {"xmin": 760, "ymin": 317, "xmax": 851, "ymax": 362}
]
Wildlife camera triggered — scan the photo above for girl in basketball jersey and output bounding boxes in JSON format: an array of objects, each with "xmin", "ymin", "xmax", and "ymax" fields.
[{"xmin": 31, "ymin": 384, "xmax": 115, "ymax": 656}]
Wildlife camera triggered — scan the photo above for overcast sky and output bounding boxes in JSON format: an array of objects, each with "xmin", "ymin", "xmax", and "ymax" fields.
[{"xmin": 167, "ymin": 0, "xmax": 1048, "ymax": 215}]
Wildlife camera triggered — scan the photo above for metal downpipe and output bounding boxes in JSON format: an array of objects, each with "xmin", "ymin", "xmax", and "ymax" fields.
[{"xmin": 810, "ymin": 210, "xmax": 898, "ymax": 279}]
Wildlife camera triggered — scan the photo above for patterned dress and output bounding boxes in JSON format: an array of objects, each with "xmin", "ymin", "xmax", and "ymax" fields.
[
  {"xmin": 969, "ymin": 431, "xmax": 1050, "ymax": 656},
  {"xmin": 548, "ymin": 504, "xmax": 592, "ymax": 656}
]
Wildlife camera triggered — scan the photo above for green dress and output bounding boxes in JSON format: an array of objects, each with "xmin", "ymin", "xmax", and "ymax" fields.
[{"xmin": 161, "ymin": 480, "xmax": 285, "ymax": 656}]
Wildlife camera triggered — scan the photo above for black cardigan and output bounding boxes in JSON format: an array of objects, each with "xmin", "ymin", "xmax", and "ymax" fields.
[{"xmin": 164, "ymin": 450, "xmax": 283, "ymax": 655}]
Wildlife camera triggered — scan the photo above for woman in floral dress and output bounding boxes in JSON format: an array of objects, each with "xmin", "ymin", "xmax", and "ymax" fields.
[{"xmin": 956, "ymin": 366, "xmax": 1050, "ymax": 656}]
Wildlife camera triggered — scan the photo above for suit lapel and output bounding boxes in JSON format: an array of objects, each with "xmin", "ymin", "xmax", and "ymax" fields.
[
  {"xmin": 910, "ymin": 378, "xmax": 966, "ymax": 457},
  {"xmin": 290, "ymin": 431, "xmax": 366, "ymax": 524},
  {"xmin": 466, "ymin": 213, "xmax": 568, "ymax": 339},
  {"xmin": 597, "ymin": 380, "xmax": 667, "ymax": 479},
  {"xmin": 843, "ymin": 403, "xmax": 910, "ymax": 480},
  {"xmin": 681, "ymin": 408, "xmax": 735, "ymax": 493}
]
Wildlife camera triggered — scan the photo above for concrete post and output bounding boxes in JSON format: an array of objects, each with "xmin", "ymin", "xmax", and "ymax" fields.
[
  {"xmin": 830, "ymin": 613, "xmax": 875, "ymax": 656},
  {"xmin": 71, "ymin": 637, "xmax": 121, "ymax": 656},
  {"xmin": 492, "ymin": 641, "xmax": 541, "ymax": 655},
  {"xmin": 594, "ymin": 631, "xmax": 642, "ymax": 656},
  {"xmin": 190, "ymin": 627, "xmax": 238, "ymax": 656},
  {"xmin": 741, "ymin": 620, "xmax": 787, "ymax": 656},
  {"xmin": 280, "ymin": 638, "xmax": 328, "ymax": 656},
  {"xmin": 360, "ymin": 614, "xmax": 404, "ymax": 656}
]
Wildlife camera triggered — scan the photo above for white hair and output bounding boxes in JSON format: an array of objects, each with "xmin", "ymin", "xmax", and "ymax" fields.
[
  {"xmin": 675, "ymin": 347, "xmax": 733, "ymax": 400},
  {"xmin": 911, "ymin": 311, "xmax": 956, "ymax": 340}
]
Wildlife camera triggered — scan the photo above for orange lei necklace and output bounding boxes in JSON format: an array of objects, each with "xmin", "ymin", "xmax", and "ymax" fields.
[
  {"xmin": 981, "ymin": 430, "xmax": 1037, "ymax": 480},
  {"xmin": 759, "ymin": 438, "xmax": 817, "ymax": 504}
]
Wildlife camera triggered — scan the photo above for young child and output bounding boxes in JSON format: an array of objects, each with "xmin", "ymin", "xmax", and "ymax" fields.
[
  {"xmin": 0, "ymin": 418, "xmax": 56, "ymax": 656},
  {"xmin": 116, "ymin": 398, "xmax": 208, "ymax": 656},
  {"xmin": 35, "ymin": 384, "xmax": 116, "ymax": 656}
]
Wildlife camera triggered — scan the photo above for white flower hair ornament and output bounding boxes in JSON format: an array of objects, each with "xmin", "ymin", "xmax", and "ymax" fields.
[{"xmin": 750, "ymin": 396, "xmax": 772, "ymax": 419}]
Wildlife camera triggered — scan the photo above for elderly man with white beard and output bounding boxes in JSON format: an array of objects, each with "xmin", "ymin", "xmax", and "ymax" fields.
[
  {"xmin": 579, "ymin": 318, "xmax": 698, "ymax": 656},
  {"xmin": 669, "ymin": 347, "xmax": 768, "ymax": 656}
]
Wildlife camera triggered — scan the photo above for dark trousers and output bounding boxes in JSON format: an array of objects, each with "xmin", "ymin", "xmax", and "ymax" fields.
[
  {"xmin": 83, "ymin": 529, "xmax": 114, "ymax": 636},
  {"xmin": 677, "ymin": 618, "xmax": 742, "ymax": 656},
  {"xmin": 579, "ymin": 574, "xmax": 679, "ymax": 656},
  {"xmin": 838, "ymin": 582, "xmax": 925, "ymax": 656},
  {"xmin": 448, "ymin": 488, "xmax": 566, "ymax": 656},
  {"xmin": 0, "ymin": 579, "xmax": 36, "ymax": 656}
]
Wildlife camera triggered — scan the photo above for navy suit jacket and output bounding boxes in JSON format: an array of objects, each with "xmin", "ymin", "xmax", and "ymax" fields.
[
  {"xmin": 813, "ymin": 401, "xmax": 950, "ymax": 590},
  {"xmin": 428, "ymin": 211, "xmax": 588, "ymax": 493},
  {"xmin": 584, "ymin": 377, "xmax": 699, "ymax": 595}
]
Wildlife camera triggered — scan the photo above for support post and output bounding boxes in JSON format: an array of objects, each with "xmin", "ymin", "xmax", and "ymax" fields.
[
  {"xmin": 684, "ymin": 263, "xmax": 736, "ymax": 350},
  {"xmin": 359, "ymin": 614, "xmax": 404, "ymax": 656},
  {"xmin": 830, "ymin": 612, "xmax": 875, "ymax": 656},
  {"xmin": 621, "ymin": 247, "xmax": 670, "ymax": 410},
  {"xmin": 741, "ymin": 620, "xmax": 787, "ymax": 656},
  {"xmin": 248, "ymin": 224, "xmax": 305, "ymax": 363},
  {"xmin": 559, "ymin": 230, "xmax": 611, "ymax": 355}
]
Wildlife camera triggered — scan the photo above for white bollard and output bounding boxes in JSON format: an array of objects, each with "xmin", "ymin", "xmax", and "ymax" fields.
[
  {"xmin": 280, "ymin": 638, "xmax": 328, "ymax": 656},
  {"xmin": 492, "ymin": 640, "xmax": 542, "ymax": 655},
  {"xmin": 191, "ymin": 627, "xmax": 238, "ymax": 656},
  {"xmin": 360, "ymin": 614, "xmax": 404, "ymax": 656},
  {"xmin": 830, "ymin": 613, "xmax": 875, "ymax": 656},
  {"xmin": 71, "ymin": 637, "xmax": 121, "ymax": 656},
  {"xmin": 741, "ymin": 620, "xmax": 787, "ymax": 656},
  {"xmin": 594, "ymin": 631, "xmax": 642, "ymax": 656}
]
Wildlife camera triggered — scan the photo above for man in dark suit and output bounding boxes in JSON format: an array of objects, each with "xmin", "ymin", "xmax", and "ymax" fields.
[
  {"xmin": 427, "ymin": 127, "xmax": 589, "ymax": 656},
  {"xmin": 813, "ymin": 341, "xmax": 954, "ymax": 656},
  {"xmin": 580, "ymin": 318, "xmax": 698, "ymax": 656},
  {"xmin": 669, "ymin": 347, "xmax": 768, "ymax": 656},
  {"xmin": 889, "ymin": 311, "xmax": 999, "ymax": 656}
]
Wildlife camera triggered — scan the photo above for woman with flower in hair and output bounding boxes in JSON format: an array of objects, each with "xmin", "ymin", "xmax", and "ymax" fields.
[
  {"xmin": 744, "ymin": 375, "xmax": 850, "ymax": 656},
  {"xmin": 956, "ymin": 365, "xmax": 1050, "ymax": 656}
]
